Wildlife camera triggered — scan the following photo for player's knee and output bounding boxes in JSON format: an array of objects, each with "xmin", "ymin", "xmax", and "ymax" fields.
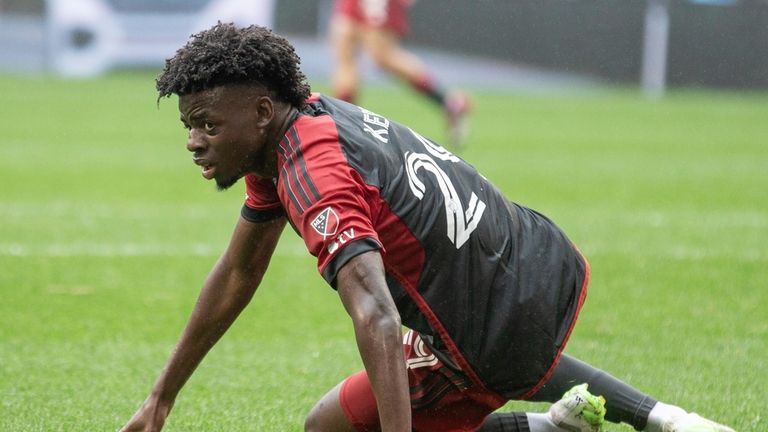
[
  {"xmin": 304, "ymin": 405, "xmax": 327, "ymax": 432},
  {"xmin": 303, "ymin": 397, "xmax": 344, "ymax": 432},
  {"xmin": 303, "ymin": 411, "xmax": 319, "ymax": 432}
]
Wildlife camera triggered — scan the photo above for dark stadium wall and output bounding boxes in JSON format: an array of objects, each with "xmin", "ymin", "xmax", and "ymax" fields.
[
  {"xmin": 666, "ymin": 1, "xmax": 768, "ymax": 88},
  {"xmin": 1, "ymin": 0, "xmax": 44, "ymax": 14},
  {"xmin": 275, "ymin": 0, "xmax": 768, "ymax": 89},
  {"xmin": 273, "ymin": 0, "xmax": 320, "ymax": 35},
  {"xmin": 407, "ymin": 0, "xmax": 647, "ymax": 83},
  {"xmin": 403, "ymin": 0, "xmax": 768, "ymax": 89}
]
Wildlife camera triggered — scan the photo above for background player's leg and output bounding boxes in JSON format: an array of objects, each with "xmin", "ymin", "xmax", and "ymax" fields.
[
  {"xmin": 304, "ymin": 382, "xmax": 358, "ymax": 432},
  {"xmin": 330, "ymin": 15, "xmax": 362, "ymax": 103},
  {"xmin": 360, "ymin": 28, "xmax": 471, "ymax": 148},
  {"xmin": 360, "ymin": 27, "xmax": 446, "ymax": 106}
]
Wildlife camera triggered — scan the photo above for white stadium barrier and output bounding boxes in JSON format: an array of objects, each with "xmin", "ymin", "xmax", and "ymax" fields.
[{"xmin": 44, "ymin": 0, "xmax": 276, "ymax": 77}]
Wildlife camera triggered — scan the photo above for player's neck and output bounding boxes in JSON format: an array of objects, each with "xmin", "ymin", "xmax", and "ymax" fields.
[
  {"xmin": 261, "ymin": 104, "xmax": 298, "ymax": 178},
  {"xmin": 273, "ymin": 104, "xmax": 299, "ymax": 139}
]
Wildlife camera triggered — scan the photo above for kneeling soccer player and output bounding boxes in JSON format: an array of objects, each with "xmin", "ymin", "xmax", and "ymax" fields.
[{"xmin": 120, "ymin": 23, "xmax": 735, "ymax": 432}]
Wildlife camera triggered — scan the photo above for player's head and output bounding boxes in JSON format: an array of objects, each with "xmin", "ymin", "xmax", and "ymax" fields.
[
  {"xmin": 156, "ymin": 22, "xmax": 311, "ymax": 109},
  {"xmin": 163, "ymin": 23, "xmax": 310, "ymax": 190}
]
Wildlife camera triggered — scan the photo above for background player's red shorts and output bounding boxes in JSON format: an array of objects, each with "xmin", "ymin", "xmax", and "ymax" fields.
[
  {"xmin": 339, "ymin": 331, "xmax": 505, "ymax": 432},
  {"xmin": 333, "ymin": 0, "xmax": 410, "ymax": 36}
]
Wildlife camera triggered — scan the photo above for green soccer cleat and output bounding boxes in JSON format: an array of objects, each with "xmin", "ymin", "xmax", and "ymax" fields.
[
  {"xmin": 548, "ymin": 383, "xmax": 607, "ymax": 432},
  {"xmin": 661, "ymin": 412, "xmax": 735, "ymax": 432}
]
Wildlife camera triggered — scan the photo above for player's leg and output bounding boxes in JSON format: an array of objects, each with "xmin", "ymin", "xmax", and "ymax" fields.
[
  {"xmin": 360, "ymin": 27, "xmax": 444, "ymax": 104},
  {"xmin": 330, "ymin": 14, "xmax": 362, "ymax": 103},
  {"xmin": 304, "ymin": 374, "xmax": 368, "ymax": 432},
  {"xmin": 306, "ymin": 369, "xmax": 510, "ymax": 432},
  {"xmin": 360, "ymin": 28, "xmax": 471, "ymax": 148},
  {"xmin": 477, "ymin": 412, "xmax": 533, "ymax": 432},
  {"xmin": 306, "ymin": 329, "xmax": 510, "ymax": 432},
  {"xmin": 527, "ymin": 354, "xmax": 655, "ymax": 430},
  {"xmin": 478, "ymin": 383, "xmax": 605, "ymax": 432},
  {"xmin": 528, "ymin": 354, "xmax": 734, "ymax": 432}
]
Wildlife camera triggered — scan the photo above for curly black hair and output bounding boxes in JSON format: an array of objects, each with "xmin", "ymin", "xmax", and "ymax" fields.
[{"xmin": 156, "ymin": 23, "xmax": 311, "ymax": 108}]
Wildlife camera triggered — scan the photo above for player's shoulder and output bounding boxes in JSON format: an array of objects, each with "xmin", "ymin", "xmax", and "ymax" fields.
[
  {"xmin": 290, "ymin": 93, "xmax": 365, "ymax": 145},
  {"xmin": 276, "ymin": 96, "xmax": 347, "ymax": 167},
  {"xmin": 293, "ymin": 94, "xmax": 400, "ymax": 162}
]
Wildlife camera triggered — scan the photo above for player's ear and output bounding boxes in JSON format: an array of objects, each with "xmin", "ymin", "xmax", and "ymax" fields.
[{"xmin": 253, "ymin": 95, "xmax": 274, "ymax": 128}]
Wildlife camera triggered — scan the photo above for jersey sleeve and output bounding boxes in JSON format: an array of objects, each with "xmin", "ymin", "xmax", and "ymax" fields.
[
  {"xmin": 277, "ymin": 117, "xmax": 384, "ymax": 286},
  {"xmin": 241, "ymin": 174, "xmax": 285, "ymax": 222}
]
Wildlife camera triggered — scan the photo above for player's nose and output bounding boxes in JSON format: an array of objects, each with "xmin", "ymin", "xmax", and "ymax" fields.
[{"xmin": 186, "ymin": 129, "xmax": 206, "ymax": 153}]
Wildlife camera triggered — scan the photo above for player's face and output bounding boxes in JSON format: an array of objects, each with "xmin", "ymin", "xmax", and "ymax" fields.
[{"xmin": 178, "ymin": 85, "xmax": 276, "ymax": 190}]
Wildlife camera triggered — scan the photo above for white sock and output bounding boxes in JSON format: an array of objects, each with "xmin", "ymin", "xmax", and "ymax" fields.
[
  {"xmin": 526, "ymin": 412, "xmax": 564, "ymax": 432},
  {"xmin": 645, "ymin": 402, "xmax": 687, "ymax": 432}
]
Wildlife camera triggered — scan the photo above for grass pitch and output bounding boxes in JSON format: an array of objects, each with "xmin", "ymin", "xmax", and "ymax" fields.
[{"xmin": 0, "ymin": 72, "xmax": 766, "ymax": 431}]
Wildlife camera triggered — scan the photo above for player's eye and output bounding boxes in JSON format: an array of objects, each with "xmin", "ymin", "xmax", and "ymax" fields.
[{"xmin": 204, "ymin": 122, "xmax": 215, "ymax": 133}]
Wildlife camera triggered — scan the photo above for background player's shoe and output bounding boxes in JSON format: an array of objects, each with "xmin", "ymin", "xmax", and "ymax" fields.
[
  {"xmin": 548, "ymin": 383, "xmax": 606, "ymax": 432},
  {"xmin": 444, "ymin": 91, "xmax": 471, "ymax": 149},
  {"xmin": 662, "ymin": 413, "xmax": 735, "ymax": 432}
]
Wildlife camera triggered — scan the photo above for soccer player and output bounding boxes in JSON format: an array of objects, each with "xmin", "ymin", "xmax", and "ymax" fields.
[
  {"xmin": 330, "ymin": 0, "xmax": 471, "ymax": 148},
  {"xmin": 120, "ymin": 23, "xmax": 735, "ymax": 432}
]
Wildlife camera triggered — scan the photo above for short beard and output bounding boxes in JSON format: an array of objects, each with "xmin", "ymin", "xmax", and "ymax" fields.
[{"xmin": 215, "ymin": 176, "xmax": 240, "ymax": 191}]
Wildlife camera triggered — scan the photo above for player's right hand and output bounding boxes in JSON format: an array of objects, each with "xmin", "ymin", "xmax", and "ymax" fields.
[{"xmin": 120, "ymin": 395, "xmax": 173, "ymax": 432}]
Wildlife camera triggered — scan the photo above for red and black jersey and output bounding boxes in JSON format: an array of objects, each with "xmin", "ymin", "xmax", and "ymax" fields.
[{"xmin": 242, "ymin": 94, "xmax": 589, "ymax": 401}]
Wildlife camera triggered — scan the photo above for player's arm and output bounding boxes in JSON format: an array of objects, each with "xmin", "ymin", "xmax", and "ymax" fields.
[
  {"xmin": 121, "ymin": 215, "xmax": 286, "ymax": 432},
  {"xmin": 336, "ymin": 250, "xmax": 411, "ymax": 432}
]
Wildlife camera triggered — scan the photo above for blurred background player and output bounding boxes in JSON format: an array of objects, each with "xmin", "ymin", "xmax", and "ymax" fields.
[{"xmin": 330, "ymin": 0, "xmax": 471, "ymax": 148}]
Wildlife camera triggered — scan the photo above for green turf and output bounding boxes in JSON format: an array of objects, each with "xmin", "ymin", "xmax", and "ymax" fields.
[{"xmin": 0, "ymin": 72, "xmax": 766, "ymax": 431}]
